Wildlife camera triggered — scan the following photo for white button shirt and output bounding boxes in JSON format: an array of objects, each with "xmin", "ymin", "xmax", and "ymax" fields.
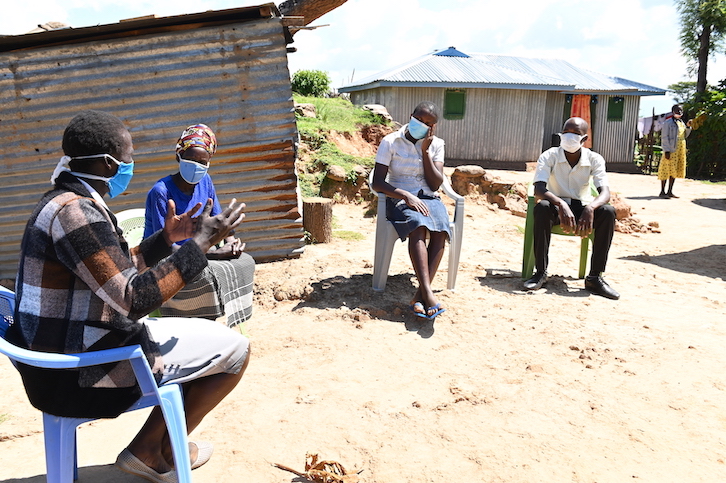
[
  {"xmin": 375, "ymin": 125, "xmax": 445, "ymax": 196},
  {"xmin": 532, "ymin": 146, "xmax": 608, "ymax": 204}
]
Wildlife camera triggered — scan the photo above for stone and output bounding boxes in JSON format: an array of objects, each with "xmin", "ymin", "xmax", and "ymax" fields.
[
  {"xmin": 326, "ymin": 165, "xmax": 347, "ymax": 182},
  {"xmin": 362, "ymin": 104, "xmax": 393, "ymax": 121},
  {"xmin": 453, "ymin": 165, "xmax": 486, "ymax": 177},
  {"xmin": 610, "ymin": 192, "xmax": 632, "ymax": 220},
  {"xmin": 294, "ymin": 102, "xmax": 316, "ymax": 118}
]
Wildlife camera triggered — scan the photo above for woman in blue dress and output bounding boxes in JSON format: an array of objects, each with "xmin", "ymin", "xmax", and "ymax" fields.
[{"xmin": 371, "ymin": 102, "xmax": 450, "ymax": 319}]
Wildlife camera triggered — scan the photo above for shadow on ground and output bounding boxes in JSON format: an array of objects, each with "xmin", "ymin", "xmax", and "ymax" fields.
[
  {"xmin": 291, "ymin": 272, "xmax": 438, "ymax": 338},
  {"xmin": 621, "ymin": 244, "xmax": 726, "ymax": 279},
  {"xmin": 692, "ymin": 198, "xmax": 726, "ymax": 211},
  {"xmin": 3, "ymin": 464, "xmax": 139, "ymax": 482},
  {"xmin": 477, "ymin": 268, "xmax": 591, "ymax": 298}
]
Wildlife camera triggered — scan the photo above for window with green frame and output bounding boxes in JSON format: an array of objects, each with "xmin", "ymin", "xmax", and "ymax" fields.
[
  {"xmin": 444, "ymin": 89, "xmax": 466, "ymax": 120},
  {"xmin": 607, "ymin": 96, "xmax": 624, "ymax": 122}
]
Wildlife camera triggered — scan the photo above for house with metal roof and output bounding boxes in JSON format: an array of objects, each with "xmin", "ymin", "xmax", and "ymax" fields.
[
  {"xmin": 339, "ymin": 47, "xmax": 666, "ymax": 171},
  {"xmin": 0, "ymin": 3, "xmax": 306, "ymax": 280}
]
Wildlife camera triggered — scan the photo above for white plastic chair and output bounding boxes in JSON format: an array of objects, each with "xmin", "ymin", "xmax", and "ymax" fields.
[
  {"xmin": 368, "ymin": 169, "xmax": 464, "ymax": 292},
  {"xmin": 116, "ymin": 208, "xmax": 147, "ymax": 248},
  {"xmin": 0, "ymin": 286, "xmax": 192, "ymax": 483}
]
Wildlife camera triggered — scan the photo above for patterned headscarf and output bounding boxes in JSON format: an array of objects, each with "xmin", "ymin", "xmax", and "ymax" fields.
[{"xmin": 175, "ymin": 124, "xmax": 217, "ymax": 157}]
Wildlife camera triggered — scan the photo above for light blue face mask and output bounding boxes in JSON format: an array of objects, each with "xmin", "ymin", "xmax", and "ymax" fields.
[
  {"xmin": 69, "ymin": 154, "xmax": 134, "ymax": 198},
  {"xmin": 407, "ymin": 116, "xmax": 430, "ymax": 140},
  {"xmin": 178, "ymin": 154, "xmax": 209, "ymax": 184}
]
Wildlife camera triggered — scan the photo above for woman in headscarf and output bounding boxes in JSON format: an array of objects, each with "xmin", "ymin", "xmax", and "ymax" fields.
[{"xmin": 144, "ymin": 124, "xmax": 255, "ymax": 327}]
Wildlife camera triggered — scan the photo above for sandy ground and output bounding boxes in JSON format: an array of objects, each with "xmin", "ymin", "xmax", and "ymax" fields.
[{"xmin": 1, "ymin": 169, "xmax": 725, "ymax": 483}]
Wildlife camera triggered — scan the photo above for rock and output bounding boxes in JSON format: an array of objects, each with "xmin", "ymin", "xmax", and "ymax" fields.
[
  {"xmin": 490, "ymin": 182, "xmax": 512, "ymax": 195},
  {"xmin": 294, "ymin": 102, "xmax": 316, "ymax": 118},
  {"xmin": 506, "ymin": 196, "xmax": 528, "ymax": 218},
  {"xmin": 326, "ymin": 165, "xmax": 347, "ymax": 182},
  {"xmin": 511, "ymin": 182, "xmax": 528, "ymax": 199},
  {"xmin": 487, "ymin": 192, "xmax": 507, "ymax": 209},
  {"xmin": 451, "ymin": 165, "xmax": 486, "ymax": 195},
  {"xmin": 453, "ymin": 165, "xmax": 486, "ymax": 177},
  {"xmin": 610, "ymin": 192, "xmax": 631, "ymax": 220},
  {"xmin": 362, "ymin": 104, "xmax": 393, "ymax": 121}
]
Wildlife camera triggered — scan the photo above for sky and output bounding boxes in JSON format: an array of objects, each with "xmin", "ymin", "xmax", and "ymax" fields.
[{"xmin": 5, "ymin": 0, "xmax": 726, "ymax": 117}]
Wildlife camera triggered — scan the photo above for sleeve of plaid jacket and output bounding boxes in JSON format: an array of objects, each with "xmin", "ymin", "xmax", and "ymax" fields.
[{"xmin": 51, "ymin": 196, "xmax": 207, "ymax": 320}]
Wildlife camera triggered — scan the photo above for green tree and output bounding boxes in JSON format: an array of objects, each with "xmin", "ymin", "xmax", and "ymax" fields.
[
  {"xmin": 291, "ymin": 70, "xmax": 331, "ymax": 97},
  {"xmin": 676, "ymin": 0, "xmax": 726, "ymax": 94},
  {"xmin": 683, "ymin": 80, "xmax": 726, "ymax": 178},
  {"xmin": 668, "ymin": 80, "xmax": 698, "ymax": 104}
]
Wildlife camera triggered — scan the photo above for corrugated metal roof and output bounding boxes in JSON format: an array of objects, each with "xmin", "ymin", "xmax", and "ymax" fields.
[
  {"xmin": 0, "ymin": 4, "xmax": 304, "ymax": 280},
  {"xmin": 340, "ymin": 47, "xmax": 665, "ymax": 96}
]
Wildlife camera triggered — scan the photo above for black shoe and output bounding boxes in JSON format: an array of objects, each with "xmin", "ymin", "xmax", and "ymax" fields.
[
  {"xmin": 523, "ymin": 271, "xmax": 547, "ymax": 291},
  {"xmin": 584, "ymin": 275, "xmax": 620, "ymax": 300}
]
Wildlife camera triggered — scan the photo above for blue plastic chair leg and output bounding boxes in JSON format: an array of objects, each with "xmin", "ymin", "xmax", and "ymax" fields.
[
  {"xmin": 43, "ymin": 413, "xmax": 93, "ymax": 482},
  {"xmin": 158, "ymin": 385, "xmax": 192, "ymax": 483}
]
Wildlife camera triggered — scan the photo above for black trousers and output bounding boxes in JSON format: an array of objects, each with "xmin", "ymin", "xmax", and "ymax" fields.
[{"xmin": 533, "ymin": 199, "xmax": 616, "ymax": 275}]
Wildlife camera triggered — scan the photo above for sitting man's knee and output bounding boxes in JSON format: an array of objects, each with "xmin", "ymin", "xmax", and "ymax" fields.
[{"xmin": 598, "ymin": 204, "xmax": 616, "ymax": 219}]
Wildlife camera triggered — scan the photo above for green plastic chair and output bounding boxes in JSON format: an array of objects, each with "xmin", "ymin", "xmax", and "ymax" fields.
[{"xmin": 521, "ymin": 182, "xmax": 597, "ymax": 280}]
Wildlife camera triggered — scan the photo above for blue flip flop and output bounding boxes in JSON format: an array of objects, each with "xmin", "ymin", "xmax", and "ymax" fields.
[
  {"xmin": 424, "ymin": 303, "xmax": 445, "ymax": 319},
  {"xmin": 410, "ymin": 301, "xmax": 426, "ymax": 317}
]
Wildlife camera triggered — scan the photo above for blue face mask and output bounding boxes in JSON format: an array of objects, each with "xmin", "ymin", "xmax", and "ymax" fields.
[
  {"xmin": 69, "ymin": 153, "xmax": 134, "ymax": 198},
  {"xmin": 178, "ymin": 155, "xmax": 209, "ymax": 184},
  {"xmin": 408, "ymin": 116, "xmax": 430, "ymax": 140}
]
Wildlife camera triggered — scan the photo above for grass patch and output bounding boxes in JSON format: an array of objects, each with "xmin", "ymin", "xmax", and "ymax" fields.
[
  {"xmin": 294, "ymin": 94, "xmax": 387, "ymax": 196},
  {"xmin": 294, "ymin": 94, "xmax": 387, "ymax": 134},
  {"xmin": 333, "ymin": 230, "xmax": 365, "ymax": 241},
  {"xmin": 0, "ymin": 413, "xmax": 10, "ymax": 425},
  {"xmin": 699, "ymin": 179, "xmax": 726, "ymax": 185}
]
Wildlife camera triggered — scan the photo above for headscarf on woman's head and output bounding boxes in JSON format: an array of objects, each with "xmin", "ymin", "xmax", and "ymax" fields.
[{"xmin": 175, "ymin": 124, "xmax": 217, "ymax": 157}]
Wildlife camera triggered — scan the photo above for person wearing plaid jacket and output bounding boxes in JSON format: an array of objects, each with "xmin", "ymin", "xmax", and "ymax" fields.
[{"xmin": 6, "ymin": 110, "xmax": 249, "ymax": 479}]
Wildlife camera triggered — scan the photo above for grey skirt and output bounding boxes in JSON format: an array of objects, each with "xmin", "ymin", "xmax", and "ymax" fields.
[
  {"xmin": 160, "ymin": 253, "xmax": 255, "ymax": 328},
  {"xmin": 386, "ymin": 191, "xmax": 452, "ymax": 241}
]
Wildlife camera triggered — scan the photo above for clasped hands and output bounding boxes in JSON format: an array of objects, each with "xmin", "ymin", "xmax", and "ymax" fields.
[
  {"xmin": 162, "ymin": 198, "xmax": 246, "ymax": 253},
  {"xmin": 557, "ymin": 201, "xmax": 594, "ymax": 238}
]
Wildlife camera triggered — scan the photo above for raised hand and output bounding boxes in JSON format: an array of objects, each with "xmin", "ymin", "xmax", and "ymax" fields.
[
  {"xmin": 162, "ymin": 199, "xmax": 202, "ymax": 245},
  {"xmin": 192, "ymin": 198, "xmax": 246, "ymax": 253}
]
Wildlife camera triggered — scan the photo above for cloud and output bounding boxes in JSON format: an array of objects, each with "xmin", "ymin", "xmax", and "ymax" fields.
[{"xmin": 8, "ymin": 0, "xmax": 726, "ymax": 117}]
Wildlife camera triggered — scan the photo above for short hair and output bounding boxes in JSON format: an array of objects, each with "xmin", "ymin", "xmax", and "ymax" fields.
[
  {"xmin": 413, "ymin": 101, "xmax": 439, "ymax": 120},
  {"xmin": 62, "ymin": 110, "xmax": 127, "ymax": 157},
  {"xmin": 672, "ymin": 104, "xmax": 683, "ymax": 113}
]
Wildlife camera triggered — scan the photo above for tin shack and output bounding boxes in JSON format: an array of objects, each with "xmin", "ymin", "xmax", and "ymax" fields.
[{"xmin": 0, "ymin": 3, "xmax": 304, "ymax": 280}]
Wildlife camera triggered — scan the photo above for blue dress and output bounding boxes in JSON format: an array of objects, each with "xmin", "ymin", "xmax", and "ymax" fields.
[{"xmin": 144, "ymin": 174, "xmax": 222, "ymax": 241}]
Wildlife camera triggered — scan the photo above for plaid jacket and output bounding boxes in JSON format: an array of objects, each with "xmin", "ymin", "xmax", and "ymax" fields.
[{"xmin": 6, "ymin": 172, "xmax": 208, "ymax": 417}]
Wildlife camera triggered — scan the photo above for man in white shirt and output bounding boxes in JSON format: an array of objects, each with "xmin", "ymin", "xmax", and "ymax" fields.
[{"xmin": 523, "ymin": 117, "xmax": 619, "ymax": 300}]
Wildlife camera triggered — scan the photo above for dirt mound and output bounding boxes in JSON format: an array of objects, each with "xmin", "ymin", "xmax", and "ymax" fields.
[{"xmin": 325, "ymin": 125, "xmax": 395, "ymax": 158}]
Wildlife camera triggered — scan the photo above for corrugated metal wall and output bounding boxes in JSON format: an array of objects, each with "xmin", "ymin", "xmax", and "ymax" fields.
[
  {"xmin": 0, "ymin": 17, "xmax": 303, "ymax": 279},
  {"xmin": 592, "ymin": 94, "xmax": 639, "ymax": 164},
  {"xmin": 351, "ymin": 86, "xmax": 546, "ymax": 163},
  {"xmin": 542, "ymin": 91, "xmax": 565, "ymax": 151}
]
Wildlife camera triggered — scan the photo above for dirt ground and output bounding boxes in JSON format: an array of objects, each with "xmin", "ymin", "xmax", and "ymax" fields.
[{"xmin": 1, "ymin": 169, "xmax": 725, "ymax": 483}]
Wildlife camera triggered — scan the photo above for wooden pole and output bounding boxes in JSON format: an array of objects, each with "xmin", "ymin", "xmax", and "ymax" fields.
[{"xmin": 302, "ymin": 197, "xmax": 333, "ymax": 243}]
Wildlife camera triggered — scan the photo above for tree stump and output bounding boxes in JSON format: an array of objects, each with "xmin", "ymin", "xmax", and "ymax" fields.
[{"xmin": 303, "ymin": 197, "xmax": 333, "ymax": 243}]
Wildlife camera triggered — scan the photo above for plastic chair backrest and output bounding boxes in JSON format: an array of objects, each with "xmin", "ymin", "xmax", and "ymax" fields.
[
  {"xmin": 367, "ymin": 168, "xmax": 465, "ymax": 291},
  {"xmin": 0, "ymin": 286, "xmax": 192, "ymax": 483},
  {"xmin": 116, "ymin": 208, "xmax": 147, "ymax": 248}
]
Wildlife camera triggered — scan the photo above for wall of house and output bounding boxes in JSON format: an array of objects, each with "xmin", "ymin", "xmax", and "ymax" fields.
[
  {"xmin": 351, "ymin": 88, "xmax": 641, "ymax": 168},
  {"xmin": 592, "ymin": 95, "xmax": 640, "ymax": 164},
  {"xmin": 350, "ymin": 86, "xmax": 548, "ymax": 165},
  {"xmin": 0, "ymin": 17, "xmax": 303, "ymax": 279}
]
